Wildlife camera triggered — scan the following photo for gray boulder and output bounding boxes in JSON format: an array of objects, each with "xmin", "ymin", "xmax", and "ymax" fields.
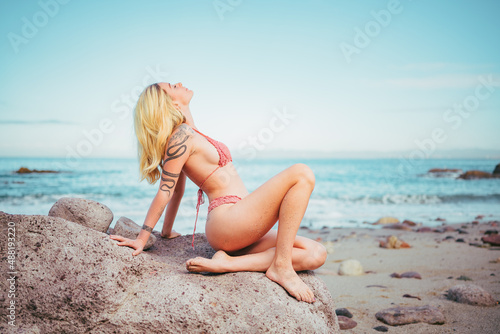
[
  {"xmin": 447, "ymin": 284, "xmax": 497, "ymax": 307},
  {"xmin": 113, "ymin": 216, "xmax": 157, "ymax": 250},
  {"xmin": 48, "ymin": 197, "xmax": 113, "ymax": 233},
  {"xmin": 0, "ymin": 212, "xmax": 340, "ymax": 333},
  {"xmin": 375, "ymin": 305, "xmax": 445, "ymax": 326}
]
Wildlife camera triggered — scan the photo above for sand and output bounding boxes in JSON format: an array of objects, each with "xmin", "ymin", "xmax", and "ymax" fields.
[{"xmin": 297, "ymin": 220, "xmax": 500, "ymax": 333}]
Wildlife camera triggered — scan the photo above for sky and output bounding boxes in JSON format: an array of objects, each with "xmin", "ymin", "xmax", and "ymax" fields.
[{"xmin": 1, "ymin": 0, "xmax": 499, "ymax": 161}]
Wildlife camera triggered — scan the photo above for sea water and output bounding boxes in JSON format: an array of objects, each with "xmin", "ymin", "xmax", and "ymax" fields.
[{"xmin": 1, "ymin": 157, "xmax": 499, "ymax": 234}]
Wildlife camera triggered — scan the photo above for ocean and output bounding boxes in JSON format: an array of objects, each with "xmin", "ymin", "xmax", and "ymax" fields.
[{"xmin": 1, "ymin": 157, "xmax": 499, "ymax": 234}]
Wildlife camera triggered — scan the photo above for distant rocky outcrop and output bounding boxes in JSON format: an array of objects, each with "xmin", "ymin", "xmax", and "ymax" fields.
[
  {"xmin": 0, "ymin": 209, "xmax": 339, "ymax": 333},
  {"xmin": 15, "ymin": 167, "xmax": 60, "ymax": 174},
  {"xmin": 426, "ymin": 164, "xmax": 500, "ymax": 180}
]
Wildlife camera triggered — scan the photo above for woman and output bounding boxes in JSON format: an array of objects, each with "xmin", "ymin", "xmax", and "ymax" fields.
[{"xmin": 110, "ymin": 82, "xmax": 327, "ymax": 303}]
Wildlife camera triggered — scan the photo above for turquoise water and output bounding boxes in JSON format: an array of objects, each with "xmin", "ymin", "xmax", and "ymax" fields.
[{"xmin": 1, "ymin": 157, "xmax": 499, "ymax": 234}]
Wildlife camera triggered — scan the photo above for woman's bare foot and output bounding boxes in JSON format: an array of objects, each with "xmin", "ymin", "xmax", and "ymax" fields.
[
  {"xmin": 266, "ymin": 261, "xmax": 315, "ymax": 303},
  {"xmin": 186, "ymin": 250, "xmax": 231, "ymax": 273}
]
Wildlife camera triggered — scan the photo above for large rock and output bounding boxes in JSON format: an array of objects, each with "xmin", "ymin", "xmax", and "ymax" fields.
[
  {"xmin": 338, "ymin": 259, "xmax": 363, "ymax": 276},
  {"xmin": 493, "ymin": 163, "xmax": 500, "ymax": 175},
  {"xmin": 446, "ymin": 284, "xmax": 497, "ymax": 307},
  {"xmin": 48, "ymin": 197, "xmax": 113, "ymax": 233},
  {"xmin": 113, "ymin": 216, "xmax": 157, "ymax": 250},
  {"xmin": 375, "ymin": 305, "xmax": 445, "ymax": 326},
  {"xmin": 0, "ymin": 212, "xmax": 340, "ymax": 333},
  {"xmin": 373, "ymin": 216, "xmax": 399, "ymax": 225}
]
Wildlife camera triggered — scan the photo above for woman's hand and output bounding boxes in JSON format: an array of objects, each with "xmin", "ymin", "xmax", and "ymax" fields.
[
  {"xmin": 161, "ymin": 229, "xmax": 181, "ymax": 239},
  {"xmin": 109, "ymin": 235, "xmax": 145, "ymax": 256}
]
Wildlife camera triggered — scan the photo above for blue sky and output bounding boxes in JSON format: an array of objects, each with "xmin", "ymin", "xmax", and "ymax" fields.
[{"xmin": 1, "ymin": 0, "xmax": 499, "ymax": 160}]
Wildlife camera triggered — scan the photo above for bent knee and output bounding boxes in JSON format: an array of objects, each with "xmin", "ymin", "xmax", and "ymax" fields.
[
  {"xmin": 290, "ymin": 163, "xmax": 315, "ymax": 188},
  {"xmin": 305, "ymin": 243, "xmax": 327, "ymax": 270}
]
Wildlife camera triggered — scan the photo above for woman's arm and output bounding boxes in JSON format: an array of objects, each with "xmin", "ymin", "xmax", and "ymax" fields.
[
  {"xmin": 161, "ymin": 171, "xmax": 186, "ymax": 238},
  {"xmin": 111, "ymin": 124, "xmax": 193, "ymax": 255}
]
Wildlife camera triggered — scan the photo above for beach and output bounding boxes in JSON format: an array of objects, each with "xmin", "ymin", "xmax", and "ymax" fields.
[{"xmin": 299, "ymin": 219, "xmax": 500, "ymax": 333}]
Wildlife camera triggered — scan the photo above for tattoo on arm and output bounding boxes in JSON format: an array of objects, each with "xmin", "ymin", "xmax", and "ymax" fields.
[
  {"xmin": 159, "ymin": 126, "xmax": 191, "ymax": 194},
  {"xmin": 142, "ymin": 224, "xmax": 153, "ymax": 233}
]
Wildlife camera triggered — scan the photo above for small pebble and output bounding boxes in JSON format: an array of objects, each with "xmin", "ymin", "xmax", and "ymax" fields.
[
  {"xmin": 337, "ymin": 315, "xmax": 357, "ymax": 330},
  {"xmin": 457, "ymin": 275, "xmax": 472, "ymax": 281},
  {"xmin": 456, "ymin": 238, "xmax": 465, "ymax": 243},
  {"xmin": 335, "ymin": 308, "xmax": 353, "ymax": 318},
  {"xmin": 373, "ymin": 325, "xmax": 389, "ymax": 332}
]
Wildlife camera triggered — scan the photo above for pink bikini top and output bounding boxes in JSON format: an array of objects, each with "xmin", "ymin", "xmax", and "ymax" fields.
[{"xmin": 192, "ymin": 128, "xmax": 233, "ymax": 248}]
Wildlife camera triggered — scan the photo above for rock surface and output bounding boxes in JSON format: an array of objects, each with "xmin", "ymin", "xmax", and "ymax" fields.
[
  {"xmin": 375, "ymin": 305, "xmax": 445, "ymax": 326},
  {"xmin": 0, "ymin": 212, "xmax": 340, "ymax": 333},
  {"xmin": 113, "ymin": 216, "xmax": 157, "ymax": 250},
  {"xmin": 338, "ymin": 259, "xmax": 363, "ymax": 276},
  {"xmin": 48, "ymin": 197, "xmax": 113, "ymax": 233},
  {"xmin": 379, "ymin": 235, "xmax": 411, "ymax": 249},
  {"xmin": 446, "ymin": 284, "xmax": 497, "ymax": 307}
]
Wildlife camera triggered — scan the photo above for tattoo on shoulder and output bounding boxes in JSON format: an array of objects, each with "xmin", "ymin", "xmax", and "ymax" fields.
[
  {"xmin": 159, "ymin": 125, "xmax": 192, "ymax": 194},
  {"xmin": 142, "ymin": 224, "xmax": 153, "ymax": 233}
]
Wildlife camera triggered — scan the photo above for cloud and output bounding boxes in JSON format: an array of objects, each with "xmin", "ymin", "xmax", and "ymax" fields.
[{"xmin": 0, "ymin": 119, "xmax": 78, "ymax": 125}]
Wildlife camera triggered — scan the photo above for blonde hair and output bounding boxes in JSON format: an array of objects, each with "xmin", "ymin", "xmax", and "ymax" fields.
[{"xmin": 134, "ymin": 83, "xmax": 186, "ymax": 184}]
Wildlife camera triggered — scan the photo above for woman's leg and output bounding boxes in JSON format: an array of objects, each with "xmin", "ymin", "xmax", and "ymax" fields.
[
  {"xmin": 190, "ymin": 164, "xmax": 317, "ymax": 302},
  {"xmin": 186, "ymin": 231, "xmax": 327, "ymax": 273}
]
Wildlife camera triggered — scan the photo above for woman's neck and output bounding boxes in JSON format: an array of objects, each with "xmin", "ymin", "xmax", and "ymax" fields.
[{"xmin": 180, "ymin": 106, "xmax": 195, "ymax": 128}]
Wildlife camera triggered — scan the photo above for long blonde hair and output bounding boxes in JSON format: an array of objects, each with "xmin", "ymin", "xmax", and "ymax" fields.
[{"xmin": 134, "ymin": 83, "xmax": 186, "ymax": 184}]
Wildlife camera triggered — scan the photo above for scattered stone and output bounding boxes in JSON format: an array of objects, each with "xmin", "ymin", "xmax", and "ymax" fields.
[
  {"xmin": 379, "ymin": 235, "xmax": 411, "ymax": 249},
  {"xmin": 382, "ymin": 223, "xmax": 412, "ymax": 231},
  {"xmin": 402, "ymin": 219, "xmax": 417, "ymax": 226},
  {"xmin": 375, "ymin": 305, "xmax": 445, "ymax": 326},
  {"xmin": 48, "ymin": 197, "xmax": 113, "ymax": 233},
  {"xmin": 481, "ymin": 235, "xmax": 500, "ymax": 246},
  {"xmin": 456, "ymin": 275, "xmax": 472, "ymax": 281},
  {"xmin": 373, "ymin": 325, "xmax": 389, "ymax": 332},
  {"xmin": 443, "ymin": 236, "xmax": 455, "ymax": 240},
  {"xmin": 442, "ymin": 226, "xmax": 456, "ymax": 232},
  {"xmin": 456, "ymin": 238, "xmax": 465, "ymax": 243},
  {"xmin": 338, "ymin": 259, "xmax": 364, "ymax": 276},
  {"xmin": 472, "ymin": 220, "xmax": 479, "ymax": 225},
  {"xmin": 366, "ymin": 285, "xmax": 388, "ymax": 289},
  {"xmin": 417, "ymin": 227, "xmax": 432, "ymax": 233},
  {"xmin": 113, "ymin": 216, "xmax": 157, "ymax": 250},
  {"xmin": 0, "ymin": 212, "xmax": 340, "ymax": 333},
  {"xmin": 374, "ymin": 216, "xmax": 400, "ymax": 225},
  {"xmin": 403, "ymin": 294, "xmax": 421, "ymax": 300},
  {"xmin": 335, "ymin": 308, "xmax": 353, "ymax": 318},
  {"xmin": 15, "ymin": 166, "xmax": 60, "ymax": 173},
  {"xmin": 390, "ymin": 271, "xmax": 422, "ymax": 279},
  {"xmin": 457, "ymin": 229, "xmax": 469, "ymax": 234},
  {"xmin": 484, "ymin": 230, "xmax": 499, "ymax": 235},
  {"xmin": 435, "ymin": 217, "xmax": 446, "ymax": 221},
  {"xmin": 446, "ymin": 284, "xmax": 497, "ymax": 306},
  {"xmin": 337, "ymin": 316, "xmax": 357, "ymax": 330}
]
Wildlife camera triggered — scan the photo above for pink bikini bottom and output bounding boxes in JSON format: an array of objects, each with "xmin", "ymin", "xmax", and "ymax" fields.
[
  {"xmin": 208, "ymin": 195, "xmax": 242, "ymax": 213},
  {"xmin": 192, "ymin": 194, "xmax": 242, "ymax": 248}
]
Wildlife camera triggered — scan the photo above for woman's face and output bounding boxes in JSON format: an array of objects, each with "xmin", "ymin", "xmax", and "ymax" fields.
[{"xmin": 158, "ymin": 82, "xmax": 193, "ymax": 107}]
